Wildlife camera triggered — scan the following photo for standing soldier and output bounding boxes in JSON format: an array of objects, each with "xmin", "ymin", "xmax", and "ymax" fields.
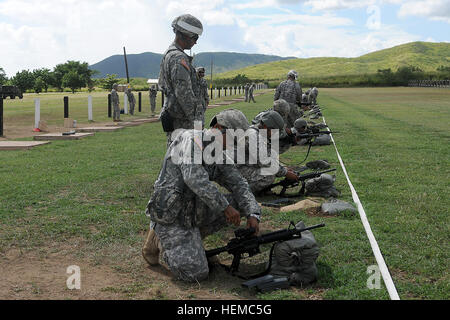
[
  {"xmin": 158, "ymin": 14, "xmax": 204, "ymax": 144},
  {"xmin": 248, "ymin": 82, "xmax": 256, "ymax": 103},
  {"xmin": 274, "ymin": 70, "xmax": 303, "ymax": 127},
  {"xmin": 244, "ymin": 83, "xmax": 249, "ymax": 102},
  {"xmin": 111, "ymin": 83, "xmax": 120, "ymax": 122},
  {"xmin": 149, "ymin": 84, "xmax": 157, "ymax": 116},
  {"xmin": 126, "ymin": 88, "xmax": 136, "ymax": 115},
  {"xmin": 196, "ymin": 67, "xmax": 209, "ymax": 126}
]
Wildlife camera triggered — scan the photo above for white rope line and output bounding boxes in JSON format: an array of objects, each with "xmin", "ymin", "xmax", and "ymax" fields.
[{"xmin": 322, "ymin": 116, "xmax": 400, "ymax": 300}]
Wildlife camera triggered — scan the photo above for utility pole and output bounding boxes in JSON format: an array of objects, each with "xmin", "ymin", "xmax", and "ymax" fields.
[{"xmin": 123, "ymin": 47, "xmax": 130, "ymax": 86}]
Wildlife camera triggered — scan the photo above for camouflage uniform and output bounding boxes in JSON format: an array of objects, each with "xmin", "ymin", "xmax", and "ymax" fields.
[
  {"xmin": 197, "ymin": 68, "xmax": 209, "ymax": 126},
  {"xmin": 308, "ymin": 87, "xmax": 319, "ymax": 105},
  {"xmin": 236, "ymin": 112, "xmax": 288, "ymax": 194},
  {"xmin": 244, "ymin": 83, "xmax": 249, "ymax": 102},
  {"xmin": 253, "ymin": 100, "xmax": 292, "ymax": 154},
  {"xmin": 146, "ymin": 130, "xmax": 261, "ymax": 282},
  {"xmin": 248, "ymin": 83, "xmax": 256, "ymax": 103},
  {"xmin": 111, "ymin": 85, "xmax": 120, "ymax": 121},
  {"xmin": 274, "ymin": 75, "xmax": 302, "ymax": 127},
  {"xmin": 126, "ymin": 89, "xmax": 136, "ymax": 115},
  {"xmin": 149, "ymin": 85, "xmax": 157, "ymax": 115},
  {"xmin": 158, "ymin": 41, "xmax": 202, "ymax": 141}
]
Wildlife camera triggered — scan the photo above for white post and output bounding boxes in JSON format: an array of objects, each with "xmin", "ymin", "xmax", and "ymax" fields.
[
  {"xmin": 34, "ymin": 98, "xmax": 40, "ymax": 129},
  {"xmin": 214, "ymin": 88, "xmax": 217, "ymax": 99},
  {"xmin": 124, "ymin": 93, "xmax": 128, "ymax": 114},
  {"xmin": 88, "ymin": 95, "xmax": 93, "ymax": 121}
]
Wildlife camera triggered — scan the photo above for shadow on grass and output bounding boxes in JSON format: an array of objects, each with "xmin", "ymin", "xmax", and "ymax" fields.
[{"xmin": 316, "ymin": 261, "xmax": 337, "ymax": 289}]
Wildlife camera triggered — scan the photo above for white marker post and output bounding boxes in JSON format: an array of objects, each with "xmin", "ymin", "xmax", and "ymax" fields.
[
  {"xmin": 88, "ymin": 95, "xmax": 93, "ymax": 121},
  {"xmin": 124, "ymin": 94, "xmax": 128, "ymax": 114},
  {"xmin": 34, "ymin": 98, "xmax": 40, "ymax": 130}
]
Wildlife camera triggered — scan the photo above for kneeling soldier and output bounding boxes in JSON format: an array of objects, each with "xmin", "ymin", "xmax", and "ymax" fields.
[{"xmin": 142, "ymin": 109, "xmax": 261, "ymax": 282}]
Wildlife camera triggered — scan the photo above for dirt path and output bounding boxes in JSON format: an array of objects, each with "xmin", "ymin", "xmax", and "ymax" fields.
[{"xmin": 0, "ymin": 242, "xmax": 246, "ymax": 300}]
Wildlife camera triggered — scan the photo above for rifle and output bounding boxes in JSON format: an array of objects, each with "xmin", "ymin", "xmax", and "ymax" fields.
[
  {"xmin": 205, "ymin": 222, "xmax": 325, "ymax": 275},
  {"xmin": 296, "ymin": 131, "xmax": 337, "ymax": 140},
  {"xmin": 260, "ymin": 168, "xmax": 336, "ymax": 196}
]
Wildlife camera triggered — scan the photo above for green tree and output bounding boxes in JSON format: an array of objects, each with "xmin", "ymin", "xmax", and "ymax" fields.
[
  {"xmin": 395, "ymin": 66, "xmax": 424, "ymax": 85},
  {"xmin": 11, "ymin": 70, "xmax": 35, "ymax": 92},
  {"xmin": 33, "ymin": 76, "xmax": 45, "ymax": 94},
  {"xmin": 61, "ymin": 70, "xmax": 83, "ymax": 93},
  {"xmin": 0, "ymin": 67, "xmax": 7, "ymax": 85},
  {"xmin": 377, "ymin": 68, "xmax": 394, "ymax": 85},
  {"xmin": 33, "ymin": 68, "xmax": 53, "ymax": 92},
  {"xmin": 53, "ymin": 61, "xmax": 96, "ymax": 92},
  {"xmin": 101, "ymin": 74, "xmax": 119, "ymax": 90}
]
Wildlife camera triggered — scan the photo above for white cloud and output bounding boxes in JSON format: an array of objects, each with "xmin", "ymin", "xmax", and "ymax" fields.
[
  {"xmin": 0, "ymin": 0, "xmax": 172, "ymax": 76},
  {"xmin": 398, "ymin": 0, "xmax": 450, "ymax": 23},
  {"xmin": 242, "ymin": 19, "xmax": 420, "ymax": 58},
  {"xmin": 0, "ymin": 0, "xmax": 443, "ymax": 77}
]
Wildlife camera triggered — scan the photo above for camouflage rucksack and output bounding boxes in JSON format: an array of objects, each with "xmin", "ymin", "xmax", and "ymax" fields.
[
  {"xmin": 269, "ymin": 221, "xmax": 320, "ymax": 286},
  {"xmin": 304, "ymin": 173, "xmax": 340, "ymax": 198}
]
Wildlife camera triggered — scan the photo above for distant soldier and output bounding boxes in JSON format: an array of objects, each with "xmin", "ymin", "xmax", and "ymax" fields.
[
  {"xmin": 126, "ymin": 88, "xmax": 136, "ymax": 115},
  {"xmin": 274, "ymin": 70, "xmax": 302, "ymax": 127},
  {"xmin": 149, "ymin": 85, "xmax": 157, "ymax": 116},
  {"xmin": 111, "ymin": 83, "xmax": 120, "ymax": 122},
  {"xmin": 244, "ymin": 83, "xmax": 250, "ymax": 102},
  {"xmin": 307, "ymin": 87, "xmax": 319, "ymax": 105},
  {"xmin": 158, "ymin": 14, "xmax": 204, "ymax": 144},
  {"xmin": 196, "ymin": 67, "xmax": 209, "ymax": 126},
  {"xmin": 248, "ymin": 83, "xmax": 256, "ymax": 103}
]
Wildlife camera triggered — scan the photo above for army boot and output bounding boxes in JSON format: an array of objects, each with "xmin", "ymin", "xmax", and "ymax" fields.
[{"xmin": 142, "ymin": 229, "xmax": 162, "ymax": 266}]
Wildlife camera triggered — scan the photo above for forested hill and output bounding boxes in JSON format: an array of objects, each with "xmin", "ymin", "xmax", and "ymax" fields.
[
  {"xmin": 214, "ymin": 41, "xmax": 450, "ymax": 80},
  {"xmin": 89, "ymin": 52, "xmax": 295, "ymax": 78}
]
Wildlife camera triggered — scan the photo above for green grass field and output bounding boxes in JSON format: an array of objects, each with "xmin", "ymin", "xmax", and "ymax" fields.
[
  {"xmin": 0, "ymin": 87, "xmax": 448, "ymax": 300},
  {"xmin": 0, "ymin": 88, "xmax": 247, "ymax": 139}
]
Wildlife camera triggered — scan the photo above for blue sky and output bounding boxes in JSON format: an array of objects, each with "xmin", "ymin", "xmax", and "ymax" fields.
[{"xmin": 0, "ymin": 0, "xmax": 449, "ymax": 77}]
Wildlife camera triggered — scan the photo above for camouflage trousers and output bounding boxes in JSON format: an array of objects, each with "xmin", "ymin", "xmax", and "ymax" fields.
[
  {"xmin": 129, "ymin": 102, "xmax": 135, "ymax": 115},
  {"xmin": 287, "ymin": 103, "xmax": 302, "ymax": 128},
  {"xmin": 237, "ymin": 165, "xmax": 276, "ymax": 194},
  {"xmin": 113, "ymin": 104, "xmax": 120, "ymax": 121},
  {"xmin": 153, "ymin": 194, "xmax": 245, "ymax": 282},
  {"xmin": 150, "ymin": 97, "xmax": 156, "ymax": 113}
]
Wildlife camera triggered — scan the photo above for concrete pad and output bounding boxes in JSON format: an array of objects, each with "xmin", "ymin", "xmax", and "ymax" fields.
[
  {"xmin": 33, "ymin": 132, "xmax": 95, "ymax": 141},
  {"xmin": 0, "ymin": 141, "xmax": 51, "ymax": 150},
  {"xmin": 76, "ymin": 126, "xmax": 124, "ymax": 133},
  {"xmin": 130, "ymin": 118, "xmax": 160, "ymax": 123}
]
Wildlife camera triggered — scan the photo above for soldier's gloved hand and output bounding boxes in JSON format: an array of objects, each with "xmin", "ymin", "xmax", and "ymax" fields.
[
  {"xmin": 285, "ymin": 170, "xmax": 299, "ymax": 182},
  {"xmin": 246, "ymin": 216, "xmax": 260, "ymax": 235},
  {"xmin": 224, "ymin": 205, "xmax": 241, "ymax": 226}
]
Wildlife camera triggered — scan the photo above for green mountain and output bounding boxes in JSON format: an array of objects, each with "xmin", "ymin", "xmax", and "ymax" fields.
[
  {"xmin": 215, "ymin": 42, "xmax": 450, "ymax": 80},
  {"xmin": 89, "ymin": 52, "xmax": 295, "ymax": 78}
]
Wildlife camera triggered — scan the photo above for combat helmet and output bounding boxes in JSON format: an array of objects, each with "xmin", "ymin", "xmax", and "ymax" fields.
[
  {"xmin": 172, "ymin": 14, "xmax": 203, "ymax": 37},
  {"xmin": 259, "ymin": 110, "xmax": 285, "ymax": 130},
  {"xmin": 210, "ymin": 109, "xmax": 249, "ymax": 130},
  {"xmin": 294, "ymin": 118, "xmax": 307, "ymax": 130},
  {"xmin": 273, "ymin": 99, "xmax": 290, "ymax": 119},
  {"xmin": 287, "ymin": 70, "xmax": 298, "ymax": 80}
]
